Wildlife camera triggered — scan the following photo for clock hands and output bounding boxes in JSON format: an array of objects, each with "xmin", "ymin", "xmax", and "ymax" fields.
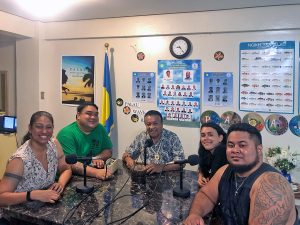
[{"xmin": 176, "ymin": 46, "xmax": 185, "ymax": 54}]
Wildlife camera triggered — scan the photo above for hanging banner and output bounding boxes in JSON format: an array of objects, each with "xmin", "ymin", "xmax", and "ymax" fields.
[
  {"xmin": 203, "ymin": 72, "xmax": 233, "ymax": 107},
  {"xmin": 157, "ymin": 60, "xmax": 201, "ymax": 127},
  {"xmin": 61, "ymin": 56, "xmax": 95, "ymax": 105},
  {"xmin": 132, "ymin": 72, "xmax": 156, "ymax": 102},
  {"xmin": 239, "ymin": 41, "xmax": 294, "ymax": 114}
]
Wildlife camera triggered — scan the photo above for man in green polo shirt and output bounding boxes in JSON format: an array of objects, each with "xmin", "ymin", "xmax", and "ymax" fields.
[{"xmin": 57, "ymin": 103, "xmax": 113, "ymax": 180}]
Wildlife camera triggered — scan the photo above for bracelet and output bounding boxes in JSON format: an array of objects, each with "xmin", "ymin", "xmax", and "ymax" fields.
[{"xmin": 26, "ymin": 191, "xmax": 33, "ymax": 202}]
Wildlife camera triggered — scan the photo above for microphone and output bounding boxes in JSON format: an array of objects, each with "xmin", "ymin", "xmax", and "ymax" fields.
[
  {"xmin": 144, "ymin": 139, "xmax": 154, "ymax": 166},
  {"xmin": 65, "ymin": 154, "xmax": 102, "ymax": 164},
  {"xmin": 65, "ymin": 154, "xmax": 96, "ymax": 194},
  {"xmin": 167, "ymin": 155, "xmax": 199, "ymax": 166},
  {"xmin": 171, "ymin": 155, "xmax": 199, "ymax": 198}
]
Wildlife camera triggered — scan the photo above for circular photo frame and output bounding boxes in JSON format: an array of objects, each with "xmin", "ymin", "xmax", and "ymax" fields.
[
  {"xmin": 242, "ymin": 112, "xmax": 264, "ymax": 132},
  {"xmin": 265, "ymin": 114, "xmax": 288, "ymax": 135},
  {"xmin": 289, "ymin": 115, "xmax": 300, "ymax": 137},
  {"xmin": 220, "ymin": 111, "xmax": 241, "ymax": 131},
  {"xmin": 131, "ymin": 114, "xmax": 139, "ymax": 122},
  {"xmin": 200, "ymin": 110, "xmax": 220, "ymax": 124},
  {"xmin": 116, "ymin": 98, "xmax": 124, "ymax": 106},
  {"xmin": 123, "ymin": 106, "xmax": 131, "ymax": 115},
  {"xmin": 137, "ymin": 52, "xmax": 145, "ymax": 61}
]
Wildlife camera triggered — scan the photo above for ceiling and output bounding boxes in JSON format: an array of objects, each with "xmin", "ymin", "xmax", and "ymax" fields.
[
  {"xmin": 0, "ymin": 0, "xmax": 300, "ymax": 43},
  {"xmin": 1, "ymin": 0, "xmax": 300, "ymax": 22}
]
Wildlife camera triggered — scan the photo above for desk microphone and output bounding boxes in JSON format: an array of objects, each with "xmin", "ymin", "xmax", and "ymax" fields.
[
  {"xmin": 65, "ymin": 154, "xmax": 102, "ymax": 164},
  {"xmin": 166, "ymin": 154, "xmax": 199, "ymax": 166},
  {"xmin": 144, "ymin": 139, "xmax": 154, "ymax": 166},
  {"xmin": 65, "ymin": 154, "xmax": 95, "ymax": 194},
  {"xmin": 170, "ymin": 154, "xmax": 199, "ymax": 198}
]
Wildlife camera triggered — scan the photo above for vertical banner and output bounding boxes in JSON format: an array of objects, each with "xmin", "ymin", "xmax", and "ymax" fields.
[
  {"xmin": 132, "ymin": 72, "xmax": 156, "ymax": 102},
  {"xmin": 61, "ymin": 56, "xmax": 95, "ymax": 105},
  {"xmin": 239, "ymin": 41, "xmax": 295, "ymax": 113},
  {"xmin": 203, "ymin": 72, "xmax": 233, "ymax": 107},
  {"xmin": 157, "ymin": 60, "xmax": 201, "ymax": 127},
  {"xmin": 101, "ymin": 52, "xmax": 114, "ymax": 135}
]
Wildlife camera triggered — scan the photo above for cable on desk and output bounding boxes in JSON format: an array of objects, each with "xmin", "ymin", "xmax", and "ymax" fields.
[
  {"xmin": 62, "ymin": 184, "xmax": 104, "ymax": 225},
  {"xmin": 82, "ymin": 163, "xmax": 137, "ymax": 225},
  {"xmin": 104, "ymin": 165, "xmax": 167, "ymax": 225}
]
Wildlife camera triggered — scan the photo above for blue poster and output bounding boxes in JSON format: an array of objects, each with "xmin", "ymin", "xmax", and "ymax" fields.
[
  {"xmin": 203, "ymin": 72, "xmax": 233, "ymax": 106},
  {"xmin": 132, "ymin": 72, "xmax": 156, "ymax": 102},
  {"xmin": 157, "ymin": 60, "xmax": 201, "ymax": 127}
]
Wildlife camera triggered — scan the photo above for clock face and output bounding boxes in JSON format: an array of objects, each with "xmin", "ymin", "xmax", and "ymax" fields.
[{"xmin": 169, "ymin": 36, "xmax": 192, "ymax": 59}]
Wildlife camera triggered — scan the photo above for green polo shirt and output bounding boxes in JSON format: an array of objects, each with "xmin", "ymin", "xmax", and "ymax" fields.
[{"xmin": 57, "ymin": 122, "xmax": 112, "ymax": 157}]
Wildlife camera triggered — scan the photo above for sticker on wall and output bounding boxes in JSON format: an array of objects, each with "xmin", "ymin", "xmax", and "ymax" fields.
[
  {"xmin": 265, "ymin": 114, "xmax": 288, "ymax": 135},
  {"xmin": 131, "ymin": 114, "xmax": 139, "ymax": 122},
  {"xmin": 289, "ymin": 115, "xmax": 300, "ymax": 137},
  {"xmin": 214, "ymin": 51, "xmax": 224, "ymax": 61},
  {"xmin": 200, "ymin": 110, "xmax": 220, "ymax": 124},
  {"xmin": 220, "ymin": 111, "xmax": 241, "ymax": 131},
  {"xmin": 123, "ymin": 106, "xmax": 131, "ymax": 115},
  {"xmin": 242, "ymin": 112, "xmax": 264, "ymax": 131},
  {"xmin": 137, "ymin": 52, "xmax": 145, "ymax": 61},
  {"xmin": 116, "ymin": 98, "xmax": 124, "ymax": 106}
]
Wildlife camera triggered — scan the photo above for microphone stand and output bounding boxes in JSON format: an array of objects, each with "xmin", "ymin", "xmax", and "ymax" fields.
[
  {"xmin": 76, "ymin": 160, "xmax": 94, "ymax": 194},
  {"xmin": 144, "ymin": 145, "xmax": 147, "ymax": 166},
  {"xmin": 173, "ymin": 164, "xmax": 190, "ymax": 198}
]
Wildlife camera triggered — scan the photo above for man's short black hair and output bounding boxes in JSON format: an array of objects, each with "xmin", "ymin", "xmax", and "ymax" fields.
[
  {"xmin": 77, "ymin": 103, "xmax": 99, "ymax": 114},
  {"xmin": 227, "ymin": 123, "xmax": 262, "ymax": 145},
  {"xmin": 144, "ymin": 110, "xmax": 163, "ymax": 123}
]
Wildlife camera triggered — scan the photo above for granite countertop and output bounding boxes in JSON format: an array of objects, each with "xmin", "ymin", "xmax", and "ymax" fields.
[{"xmin": 3, "ymin": 162, "xmax": 201, "ymax": 225}]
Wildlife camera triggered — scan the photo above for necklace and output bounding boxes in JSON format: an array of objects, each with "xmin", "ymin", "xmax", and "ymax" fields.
[
  {"xmin": 150, "ymin": 140, "xmax": 163, "ymax": 161},
  {"xmin": 234, "ymin": 174, "xmax": 249, "ymax": 197}
]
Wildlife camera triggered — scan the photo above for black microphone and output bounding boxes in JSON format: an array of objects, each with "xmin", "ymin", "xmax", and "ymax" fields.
[
  {"xmin": 144, "ymin": 139, "xmax": 154, "ymax": 166},
  {"xmin": 171, "ymin": 155, "xmax": 199, "ymax": 198},
  {"xmin": 65, "ymin": 154, "xmax": 102, "ymax": 164},
  {"xmin": 167, "ymin": 155, "xmax": 199, "ymax": 166},
  {"xmin": 65, "ymin": 154, "xmax": 95, "ymax": 194}
]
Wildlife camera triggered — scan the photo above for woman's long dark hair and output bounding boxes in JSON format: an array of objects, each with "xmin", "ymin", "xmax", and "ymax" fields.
[{"xmin": 21, "ymin": 111, "xmax": 54, "ymax": 144}]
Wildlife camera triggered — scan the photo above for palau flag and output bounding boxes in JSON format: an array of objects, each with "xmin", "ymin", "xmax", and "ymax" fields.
[{"xmin": 101, "ymin": 51, "xmax": 114, "ymax": 135}]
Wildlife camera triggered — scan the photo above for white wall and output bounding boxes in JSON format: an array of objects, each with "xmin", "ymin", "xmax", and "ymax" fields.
[
  {"xmin": 0, "ymin": 43, "xmax": 16, "ymax": 115},
  {"xmin": 9, "ymin": 5, "xmax": 300, "ymax": 174}
]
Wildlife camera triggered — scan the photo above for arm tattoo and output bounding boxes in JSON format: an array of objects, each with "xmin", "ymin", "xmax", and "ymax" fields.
[
  {"xmin": 4, "ymin": 172, "xmax": 22, "ymax": 181},
  {"xmin": 252, "ymin": 173, "xmax": 294, "ymax": 225}
]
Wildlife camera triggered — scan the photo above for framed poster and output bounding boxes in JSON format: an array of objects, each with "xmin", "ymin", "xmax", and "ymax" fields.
[
  {"xmin": 157, "ymin": 60, "xmax": 201, "ymax": 127},
  {"xmin": 132, "ymin": 72, "xmax": 155, "ymax": 102},
  {"xmin": 61, "ymin": 56, "xmax": 95, "ymax": 105},
  {"xmin": 239, "ymin": 41, "xmax": 294, "ymax": 114}
]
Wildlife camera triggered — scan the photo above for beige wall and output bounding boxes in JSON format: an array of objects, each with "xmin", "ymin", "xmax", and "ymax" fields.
[{"xmin": 0, "ymin": 5, "xmax": 300, "ymax": 175}]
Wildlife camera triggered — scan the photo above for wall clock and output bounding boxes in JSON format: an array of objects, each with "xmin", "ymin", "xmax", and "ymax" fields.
[{"xmin": 169, "ymin": 36, "xmax": 192, "ymax": 59}]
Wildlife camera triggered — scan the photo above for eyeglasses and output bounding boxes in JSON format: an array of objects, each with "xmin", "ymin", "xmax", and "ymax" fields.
[{"xmin": 83, "ymin": 111, "xmax": 99, "ymax": 118}]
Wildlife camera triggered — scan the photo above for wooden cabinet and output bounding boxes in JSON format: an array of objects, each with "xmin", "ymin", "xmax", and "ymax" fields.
[{"xmin": 0, "ymin": 133, "xmax": 17, "ymax": 178}]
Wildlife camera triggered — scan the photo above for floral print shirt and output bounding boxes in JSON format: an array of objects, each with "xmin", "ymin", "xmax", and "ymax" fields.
[
  {"xmin": 126, "ymin": 128, "xmax": 185, "ymax": 164},
  {"xmin": 9, "ymin": 139, "xmax": 58, "ymax": 192}
]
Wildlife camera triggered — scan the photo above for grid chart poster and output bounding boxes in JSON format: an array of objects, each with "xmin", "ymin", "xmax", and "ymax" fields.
[
  {"xmin": 157, "ymin": 60, "xmax": 201, "ymax": 127},
  {"xmin": 132, "ymin": 72, "xmax": 156, "ymax": 102},
  {"xmin": 203, "ymin": 72, "xmax": 233, "ymax": 107},
  {"xmin": 239, "ymin": 41, "xmax": 294, "ymax": 114},
  {"xmin": 61, "ymin": 56, "xmax": 95, "ymax": 105}
]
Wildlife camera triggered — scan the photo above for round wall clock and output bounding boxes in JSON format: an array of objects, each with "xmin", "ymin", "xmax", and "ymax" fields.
[{"xmin": 169, "ymin": 36, "xmax": 192, "ymax": 59}]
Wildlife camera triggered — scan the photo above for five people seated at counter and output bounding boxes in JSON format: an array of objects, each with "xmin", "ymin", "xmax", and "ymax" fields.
[{"xmin": 0, "ymin": 106, "xmax": 298, "ymax": 225}]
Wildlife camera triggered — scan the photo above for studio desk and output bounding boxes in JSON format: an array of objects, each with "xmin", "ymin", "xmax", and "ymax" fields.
[{"xmin": 2, "ymin": 162, "xmax": 213, "ymax": 225}]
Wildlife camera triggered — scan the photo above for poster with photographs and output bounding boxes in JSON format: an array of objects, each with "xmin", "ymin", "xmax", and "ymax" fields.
[
  {"xmin": 203, "ymin": 72, "xmax": 233, "ymax": 106},
  {"xmin": 132, "ymin": 72, "xmax": 156, "ymax": 102},
  {"xmin": 61, "ymin": 56, "xmax": 95, "ymax": 105},
  {"xmin": 157, "ymin": 60, "xmax": 201, "ymax": 127},
  {"xmin": 239, "ymin": 41, "xmax": 294, "ymax": 114}
]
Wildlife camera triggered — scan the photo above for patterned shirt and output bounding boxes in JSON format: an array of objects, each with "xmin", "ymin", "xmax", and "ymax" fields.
[
  {"xmin": 9, "ymin": 139, "xmax": 58, "ymax": 192},
  {"xmin": 126, "ymin": 128, "xmax": 185, "ymax": 164}
]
